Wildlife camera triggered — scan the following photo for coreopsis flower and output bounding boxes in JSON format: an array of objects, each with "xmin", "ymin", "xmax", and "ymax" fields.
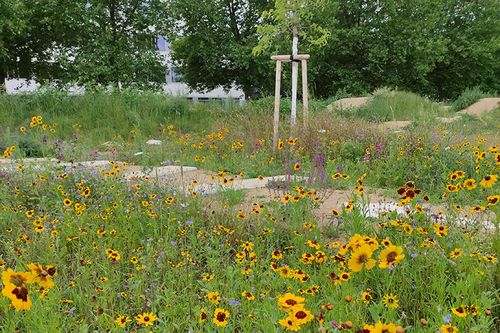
[
  {"xmin": 378, "ymin": 245, "xmax": 405, "ymax": 269},
  {"xmin": 289, "ymin": 307, "xmax": 314, "ymax": 325},
  {"xmin": 199, "ymin": 308, "xmax": 207, "ymax": 323},
  {"xmin": 278, "ymin": 316, "xmax": 301, "ymax": 331},
  {"xmin": 440, "ymin": 323, "xmax": 458, "ymax": 333},
  {"xmin": 382, "ymin": 294, "xmax": 399, "ymax": 309},
  {"xmin": 27, "ymin": 263, "xmax": 57, "ymax": 288},
  {"xmin": 135, "ymin": 312, "xmax": 157, "ymax": 326},
  {"xmin": 206, "ymin": 291, "xmax": 220, "ymax": 305},
  {"xmin": 213, "ymin": 308, "xmax": 230, "ymax": 327},
  {"xmin": 480, "ymin": 174, "xmax": 497, "ymax": 188},
  {"xmin": 115, "ymin": 315, "xmax": 131, "ymax": 328},
  {"xmin": 1, "ymin": 269, "xmax": 34, "ymax": 311},
  {"xmin": 348, "ymin": 244, "xmax": 376, "ymax": 272},
  {"xmin": 451, "ymin": 304, "xmax": 467, "ymax": 318},
  {"xmin": 278, "ymin": 293, "xmax": 305, "ymax": 312}
]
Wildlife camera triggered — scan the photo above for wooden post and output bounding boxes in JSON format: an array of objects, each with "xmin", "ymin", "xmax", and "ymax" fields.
[
  {"xmin": 301, "ymin": 60, "xmax": 309, "ymax": 127},
  {"xmin": 290, "ymin": 26, "xmax": 299, "ymax": 130},
  {"xmin": 271, "ymin": 54, "xmax": 309, "ymax": 155},
  {"xmin": 273, "ymin": 60, "xmax": 282, "ymax": 154}
]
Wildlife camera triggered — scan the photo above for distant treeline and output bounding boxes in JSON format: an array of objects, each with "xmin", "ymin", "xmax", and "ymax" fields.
[{"xmin": 1, "ymin": 0, "xmax": 498, "ymax": 100}]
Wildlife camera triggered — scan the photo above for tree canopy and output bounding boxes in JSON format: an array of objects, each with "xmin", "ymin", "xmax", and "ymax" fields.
[
  {"xmin": 1, "ymin": 0, "xmax": 499, "ymax": 98},
  {"xmin": 168, "ymin": 0, "xmax": 274, "ymax": 98}
]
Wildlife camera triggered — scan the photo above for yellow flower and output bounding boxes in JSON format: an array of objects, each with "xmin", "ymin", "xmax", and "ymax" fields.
[
  {"xmin": 206, "ymin": 291, "xmax": 220, "ymax": 305},
  {"xmin": 378, "ymin": 245, "xmax": 405, "ymax": 269},
  {"xmin": 27, "ymin": 263, "xmax": 57, "ymax": 288},
  {"xmin": 199, "ymin": 308, "xmax": 207, "ymax": 323},
  {"xmin": 2, "ymin": 269, "xmax": 33, "ymax": 286},
  {"xmin": 290, "ymin": 307, "xmax": 314, "ymax": 325},
  {"xmin": 480, "ymin": 174, "xmax": 497, "ymax": 188},
  {"xmin": 278, "ymin": 293, "xmax": 305, "ymax": 312},
  {"xmin": 451, "ymin": 304, "xmax": 467, "ymax": 317},
  {"xmin": 373, "ymin": 321, "xmax": 402, "ymax": 333},
  {"xmin": 449, "ymin": 248, "xmax": 463, "ymax": 259},
  {"xmin": 278, "ymin": 316, "xmax": 301, "ymax": 331},
  {"xmin": 463, "ymin": 178, "xmax": 477, "ymax": 190},
  {"xmin": 2, "ymin": 283, "xmax": 32, "ymax": 311},
  {"xmin": 382, "ymin": 294, "xmax": 399, "ymax": 309},
  {"xmin": 348, "ymin": 244, "xmax": 376, "ymax": 272},
  {"xmin": 115, "ymin": 315, "xmax": 131, "ymax": 328},
  {"xmin": 241, "ymin": 291, "xmax": 254, "ymax": 301},
  {"xmin": 440, "ymin": 323, "xmax": 458, "ymax": 333},
  {"xmin": 135, "ymin": 312, "xmax": 157, "ymax": 326},
  {"xmin": 213, "ymin": 308, "xmax": 230, "ymax": 327}
]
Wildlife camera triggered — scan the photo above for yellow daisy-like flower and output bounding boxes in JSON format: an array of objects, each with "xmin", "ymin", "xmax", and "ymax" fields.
[
  {"xmin": 440, "ymin": 323, "xmax": 458, "ymax": 333},
  {"xmin": 449, "ymin": 248, "xmax": 463, "ymax": 259},
  {"xmin": 373, "ymin": 321, "xmax": 402, "ymax": 333},
  {"xmin": 463, "ymin": 178, "xmax": 477, "ymax": 190},
  {"xmin": 2, "ymin": 269, "xmax": 33, "ymax": 286},
  {"xmin": 290, "ymin": 307, "xmax": 314, "ymax": 325},
  {"xmin": 135, "ymin": 312, "xmax": 157, "ymax": 326},
  {"xmin": 115, "ymin": 315, "xmax": 131, "ymax": 328},
  {"xmin": 241, "ymin": 291, "xmax": 254, "ymax": 301},
  {"xmin": 378, "ymin": 245, "xmax": 405, "ymax": 269},
  {"xmin": 2, "ymin": 283, "xmax": 32, "ymax": 311},
  {"xmin": 451, "ymin": 304, "xmax": 467, "ymax": 317},
  {"xmin": 213, "ymin": 308, "xmax": 230, "ymax": 327},
  {"xmin": 27, "ymin": 263, "xmax": 57, "ymax": 288},
  {"xmin": 199, "ymin": 308, "xmax": 208, "ymax": 323},
  {"xmin": 480, "ymin": 174, "xmax": 497, "ymax": 188},
  {"xmin": 206, "ymin": 291, "xmax": 220, "ymax": 305},
  {"xmin": 279, "ymin": 316, "xmax": 301, "ymax": 331},
  {"xmin": 348, "ymin": 244, "xmax": 376, "ymax": 272},
  {"xmin": 382, "ymin": 294, "xmax": 399, "ymax": 309},
  {"xmin": 277, "ymin": 293, "xmax": 305, "ymax": 312}
]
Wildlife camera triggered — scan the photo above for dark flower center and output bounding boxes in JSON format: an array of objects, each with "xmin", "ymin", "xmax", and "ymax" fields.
[
  {"xmin": 387, "ymin": 252, "xmax": 397, "ymax": 263},
  {"xmin": 295, "ymin": 311, "xmax": 307, "ymax": 319},
  {"xmin": 357, "ymin": 254, "xmax": 368, "ymax": 264},
  {"xmin": 12, "ymin": 286, "xmax": 29, "ymax": 302},
  {"xmin": 216, "ymin": 312, "xmax": 226, "ymax": 322}
]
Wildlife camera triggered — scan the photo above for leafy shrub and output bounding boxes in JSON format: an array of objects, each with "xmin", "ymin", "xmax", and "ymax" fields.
[
  {"xmin": 450, "ymin": 86, "xmax": 490, "ymax": 112},
  {"xmin": 18, "ymin": 138, "xmax": 44, "ymax": 157}
]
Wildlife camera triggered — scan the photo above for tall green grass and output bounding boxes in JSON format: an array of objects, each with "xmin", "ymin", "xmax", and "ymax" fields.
[
  {"xmin": 449, "ymin": 86, "xmax": 492, "ymax": 112},
  {"xmin": 0, "ymin": 91, "xmax": 238, "ymax": 141},
  {"xmin": 336, "ymin": 89, "xmax": 449, "ymax": 122}
]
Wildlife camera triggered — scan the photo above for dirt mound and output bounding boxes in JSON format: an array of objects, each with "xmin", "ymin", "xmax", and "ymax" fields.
[
  {"xmin": 458, "ymin": 98, "xmax": 500, "ymax": 116},
  {"xmin": 377, "ymin": 120, "xmax": 412, "ymax": 132}
]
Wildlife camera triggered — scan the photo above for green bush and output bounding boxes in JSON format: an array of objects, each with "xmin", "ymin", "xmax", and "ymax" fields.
[{"xmin": 450, "ymin": 86, "xmax": 490, "ymax": 112}]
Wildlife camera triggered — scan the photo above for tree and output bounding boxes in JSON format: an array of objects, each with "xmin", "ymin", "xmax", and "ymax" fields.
[
  {"xmin": 1, "ymin": 1, "xmax": 171, "ymax": 90},
  {"xmin": 253, "ymin": 0, "xmax": 331, "ymax": 124},
  {"xmin": 65, "ymin": 0, "xmax": 171, "ymax": 89},
  {"xmin": 0, "ymin": 0, "xmax": 26, "ymax": 87},
  {"xmin": 1, "ymin": 1, "xmax": 85, "ymax": 86},
  {"xmin": 168, "ymin": 0, "xmax": 274, "ymax": 98},
  {"xmin": 310, "ymin": 0, "xmax": 499, "ymax": 99}
]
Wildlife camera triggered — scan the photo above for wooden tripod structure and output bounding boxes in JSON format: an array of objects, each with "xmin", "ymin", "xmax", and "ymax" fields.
[{"xmin": 271, "ymin": 54, "xmax": 310, "ymax": 154}]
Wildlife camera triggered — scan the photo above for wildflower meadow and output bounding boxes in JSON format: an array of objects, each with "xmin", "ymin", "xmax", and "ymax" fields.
[{"xmin": 0, "ymin": 92, "xmax": 498, "ymax": 332}]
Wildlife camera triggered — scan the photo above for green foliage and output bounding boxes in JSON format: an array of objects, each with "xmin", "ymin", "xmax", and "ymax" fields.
[
  {"xmin": 337, "ymin": 89, "xmax": 448, "ymax": 122},
  {"xmin": 1, "ymin": 1, "xmax": 170, "ymax": 89},
  {"xmin": 168, "ymin": 0, "xmax": 274, "ymax": 98},
  {"xmin": 450, "ymin": 86, "xmax": 491, "ymax": 113},
  {"xmin": 252, "ymin": 0, "xmax": 331, "ymax": 55},
  {"xmin": 310, "ymin": 0, "xmax": 500, "ymax": 100}
]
